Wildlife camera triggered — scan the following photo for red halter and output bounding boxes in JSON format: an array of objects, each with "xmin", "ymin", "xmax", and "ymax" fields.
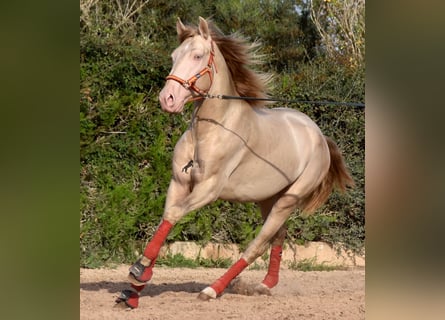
[{"xmin": 165, "ymin": 41, "xmax": 217, "ymax": 101}]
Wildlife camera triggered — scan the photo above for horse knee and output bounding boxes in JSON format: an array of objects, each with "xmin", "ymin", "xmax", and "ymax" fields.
[{"xmin": 162, "ymin": 206, "xmax": 185, "ymax": 224}]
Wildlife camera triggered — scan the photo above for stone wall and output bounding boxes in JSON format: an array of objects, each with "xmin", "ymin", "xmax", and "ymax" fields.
[{"xmin": 159, "ymin": 241, "xmax": 365, "ymax": 268}]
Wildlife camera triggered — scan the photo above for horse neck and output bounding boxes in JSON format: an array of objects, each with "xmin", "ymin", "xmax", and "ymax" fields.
[{"xmin": 194, "ymin": 47, "xmax": 248, "ymax": 122}]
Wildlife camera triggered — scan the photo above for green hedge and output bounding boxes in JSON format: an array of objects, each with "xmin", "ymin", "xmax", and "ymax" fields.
[{"xmin": 80, "ymin": 2, "xmax": 364, "ymax": 268}]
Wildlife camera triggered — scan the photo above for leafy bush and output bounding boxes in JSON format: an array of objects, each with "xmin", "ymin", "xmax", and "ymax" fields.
[{"xmin": 80, "ymin": 0, "xmax": 364, "ymax": 267}]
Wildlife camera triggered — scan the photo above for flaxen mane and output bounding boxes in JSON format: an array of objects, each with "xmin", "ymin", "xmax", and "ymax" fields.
[{"xmin": 178, "ymin": 20, "xmax": 272, "ymax": 108}]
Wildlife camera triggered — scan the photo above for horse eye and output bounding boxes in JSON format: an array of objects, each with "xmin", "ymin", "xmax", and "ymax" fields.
[{"xmin": 194, "ymin": 54, "xmax": 203, "ymax": 60}]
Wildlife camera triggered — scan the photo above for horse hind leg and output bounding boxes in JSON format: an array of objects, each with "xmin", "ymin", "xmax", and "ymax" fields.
[
  {"xmin": 252, "ymin": 154, "xmax": 333, "ymax": 296},
  {"xmin": 198, "ymin": 158, "xmax": 331, "ymax": 300},
  {"xmin": 255, "ymin": 225, "xmax": 287, "ymax": 295},
  {"xmin": 198, "ymin": 193, "xmax": 298, "ymax": 300},
  {"xmin": 252, "ymin": 196, "xmax": 287, "ymax": 295},
  {"xmin": 231, "ymin": 224, "xmax": 286, "ymax": 297}
]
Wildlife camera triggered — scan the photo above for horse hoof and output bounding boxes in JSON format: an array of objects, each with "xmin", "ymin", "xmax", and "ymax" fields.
[
  {"xmin": 115, "ymin": 289, "xmax": 139, "ymax": 309},
  {"xmin": 114, "ymin": 301, "xmax": 131, "ymax": 310},
  {"xmin": 197, "ymin": 287, "xmax": 217, "ymax": 301},
  {"xmin": 254, "ymin": 283, "xmax": 272, "ymax": 296},
  {"xmin": 127, "ymin": 273, "xmax": 149, "ymax": 286}
]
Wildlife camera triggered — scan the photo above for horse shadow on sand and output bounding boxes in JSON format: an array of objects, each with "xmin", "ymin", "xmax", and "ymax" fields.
[
  {"xmin": 80, "ymin": 278, "xmax": 255, "ymax": 298},
  {"xmin": 80, "ymin": 280, "xmax": 213, "ymax": 297}
]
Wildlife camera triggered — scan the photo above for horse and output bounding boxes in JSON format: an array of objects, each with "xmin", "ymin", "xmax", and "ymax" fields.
[{"xmin": 116, "ymin": 17, "xmax": 354, "ymax": 308}]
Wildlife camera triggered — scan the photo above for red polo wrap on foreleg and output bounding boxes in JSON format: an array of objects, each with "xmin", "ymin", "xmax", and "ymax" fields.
[
  {"xmin": 211, "ymin": 258, "xmax": 248, "ymax": 295},
  {"xmin": 143, "ymin": 219, "xmax": 173, "ymax": 259},
  {"xmin": 262, "ymin": 245, "xmax": 282, "ymax": 288},
  {"xmin": 124, "ymin": 284, "xmax": 145, "ymax": 309},
  {"xmin": 131, "ymin": 283, "xmax": 145, "ymax": 292}
]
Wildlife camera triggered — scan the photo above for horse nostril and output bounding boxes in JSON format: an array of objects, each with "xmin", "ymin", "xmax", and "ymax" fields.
[{"xmin": 166, "ymin": 93, "xmax": 175, "ymax": 106}]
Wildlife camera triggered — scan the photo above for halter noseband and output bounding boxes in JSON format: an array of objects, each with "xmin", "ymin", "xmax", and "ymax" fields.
[{"xmin": 165, "ymin": 41, "xmax": 217, "ymax": 101}]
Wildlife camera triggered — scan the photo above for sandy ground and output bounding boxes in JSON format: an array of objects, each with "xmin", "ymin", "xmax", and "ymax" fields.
[{"xmin": 80, "ymin": 265, "xmax": 365, "ymax": 320}]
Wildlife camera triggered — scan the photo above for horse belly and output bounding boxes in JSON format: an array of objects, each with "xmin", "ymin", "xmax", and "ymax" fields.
[
  {"xmin": 218, "ymin": 126, "xmax": 312, "ymax": 202},
  {"xmin": 219, "ymin": 160, "xmax": 297, "ymax": 202}
]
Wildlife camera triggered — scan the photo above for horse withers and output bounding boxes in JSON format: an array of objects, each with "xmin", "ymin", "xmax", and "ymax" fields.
[{"xmin": 116, "ymin": 17, "xmax": 354, "ymax": 308}]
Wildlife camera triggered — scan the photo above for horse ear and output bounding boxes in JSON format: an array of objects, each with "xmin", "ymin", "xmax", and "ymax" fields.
[
  {"xmin": 176, "ymin": 17, "xmax": 186, "ymax": 36},
  {"xmin": 198, "ymin": 16, "xmax": 210, "ymax": 40}
]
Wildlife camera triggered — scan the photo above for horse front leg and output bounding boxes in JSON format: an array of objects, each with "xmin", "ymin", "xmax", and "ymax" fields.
[
  {"xmin": 115, "ymin": 177, "xmax": 189, "ymax": 309},
  {"xmin": 126, "ymin": 175, "xmax": 192, "ymax": 287},
  {"xmin": 116, "ymin": 173, "xmax": 223, "ymax": 308},
  {"xmin": 114, "ymin": 216, "xmax": 174, "ymax": 309},
  {"xmin": 115, "ymin": 147, "xmax": 193, "ymax": 308}
]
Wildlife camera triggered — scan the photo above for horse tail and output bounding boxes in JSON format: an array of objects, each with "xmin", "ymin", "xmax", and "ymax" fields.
[{"xmin": 301, "ymin": 136, "xmax": 355, "ymax": 215}]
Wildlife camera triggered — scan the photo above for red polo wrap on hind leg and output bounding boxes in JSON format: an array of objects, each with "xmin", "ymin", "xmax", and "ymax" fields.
[
  {"xmin": 143, "ymin": 219, "xmax": 173, "ymax": 259},
  {"xmin": 211, "ymin": 258, "xmax": 248, "ymax": 295},
  {"xmin": 262, "ymin": 245, "xmax": 282, "ymax": 288}
]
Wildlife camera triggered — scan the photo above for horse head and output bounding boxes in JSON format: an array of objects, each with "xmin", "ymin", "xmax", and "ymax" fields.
[{"xmin": 159, "ymin": 17, "xmax": 216, "ymax": 113}]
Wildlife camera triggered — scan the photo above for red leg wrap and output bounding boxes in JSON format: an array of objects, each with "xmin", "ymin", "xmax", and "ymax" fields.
[
  {"xmin": 144, "ymin": 219, "xmax": 173, "ymax": 259},
  {"xmin": 131, "ymin": 260, "xmax": 154, "ymax": 283},
  {"xmin": 131, "ymin": 283, "xmax": 145, "ymax": 292},
  {"xmin": 122, "ymin": 220, "xmax": 172, "ymax": 308},
  {"xmin": 262, "ymin": 245, "xmax": 282, "ymax": 288},
  {"xmin": 129, "ymin": 220, "xmax": 173, "ymax": 283},
  {"xmin": 211, "ymin": 258, "xmax": 248, "ymax": 295},
  {"xmin": 125, "ymin": 283, "xmax": 145, "ymax": 308},
  {"xmin": 125, "ymin": 291, "xmax": 140, "ymax": 309}
]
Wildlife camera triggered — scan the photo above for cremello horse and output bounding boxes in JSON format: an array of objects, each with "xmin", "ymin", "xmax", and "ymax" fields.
[{"xmin": 116, "ymin": 17, "xmax": 354, "ymax": 308}]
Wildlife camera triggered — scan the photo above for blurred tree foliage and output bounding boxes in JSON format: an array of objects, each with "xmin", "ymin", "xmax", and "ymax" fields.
[{"xmin": 80, "ymin": 0, "xmax": 364, "ymax": 267}]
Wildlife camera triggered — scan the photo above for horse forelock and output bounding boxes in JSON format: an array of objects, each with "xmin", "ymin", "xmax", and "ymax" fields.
[
  {"xmin": 177, "ymin": 27, "xmax": 198, "ymax": 43},
  {"xmin": 177, "ymin": 20, "xmax": 271, "ymax": 108}
]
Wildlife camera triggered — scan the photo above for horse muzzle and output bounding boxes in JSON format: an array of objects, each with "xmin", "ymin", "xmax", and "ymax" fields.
[{"xmin": 159, "ymin": 84, "xmax": 189, "ymax": 113}]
